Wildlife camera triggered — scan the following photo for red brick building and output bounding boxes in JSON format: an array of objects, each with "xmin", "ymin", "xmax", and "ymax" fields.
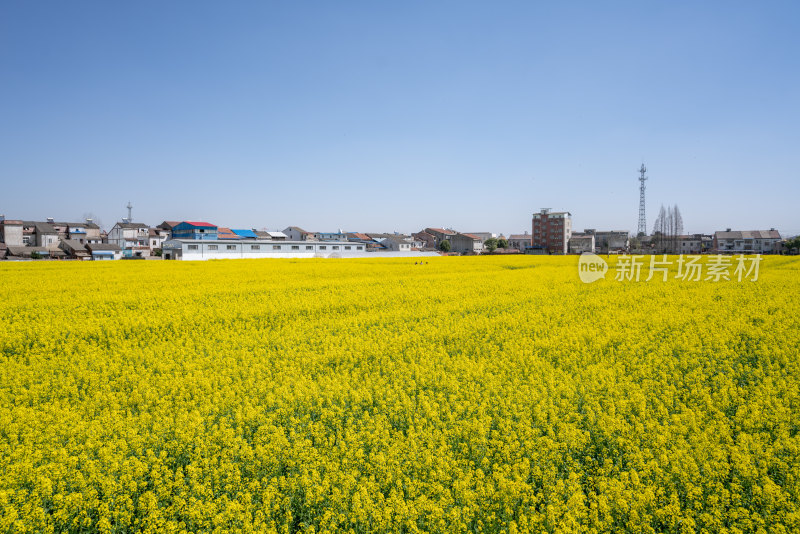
[{"xmin": 532, "ymin": 209, "xmax": 572, "ymax": 254}]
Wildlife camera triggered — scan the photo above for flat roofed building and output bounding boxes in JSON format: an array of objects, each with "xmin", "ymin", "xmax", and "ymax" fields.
[
  {"xmin": 0, "ymin": 220, "xmax": 24, "ymax": 247},
  {"xmin": 162, "ymin": 239, "xmax": 368, "ymax": 260},
  {"xmin": 569, "ymin": 234, "xmax": 596, "ymax": 254},
  {"xmin": 508, "ymin": 233, "xmax": 532, "ymax": 252},
  {"xmin": 532, "ymin": 209, "xmax": 571, "ymax": 254}
]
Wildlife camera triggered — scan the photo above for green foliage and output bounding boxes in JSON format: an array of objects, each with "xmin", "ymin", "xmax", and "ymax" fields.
[
  {"xmin": 484, "ymin": 238, "xmax": 498, "ymax": 252},
  {"xmin": 784, "ymin": 236, "xmax": 800, "ymax": 254},
  {"xmin": 438, "ymin": 239, "xmax": 451, "ymax": 252}
]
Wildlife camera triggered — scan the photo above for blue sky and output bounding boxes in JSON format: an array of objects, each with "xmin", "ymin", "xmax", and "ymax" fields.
[{"xmin": 2, "ymin": 1, "xmax": 798, "ymax": 236}]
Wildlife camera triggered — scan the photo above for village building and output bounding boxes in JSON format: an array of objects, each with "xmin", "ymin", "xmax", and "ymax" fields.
[
  {"xmin": 108, "ymin": 222, "xmax": 151, "ymax": 258},
  {"xmin": 449, "ymin": 233, "xmax": 483, "ymax": 255},
  {"xmin": 508, "ymin": 233, "xmax": 532, "ymax": 252},
  {"xmin": 162, "ymin": 239, "xmax": 367, "ymax": 260},
  {"xmin": 714, "ymin": 229, "xmax": 781, "ymax": 254},
  {"xmin": 171, "ymin": 221, "xmax": 218, "ymax": 240}
]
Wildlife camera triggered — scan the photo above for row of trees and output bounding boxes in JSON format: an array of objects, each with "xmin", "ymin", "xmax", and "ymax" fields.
[{"xmin": 651, "ymin": 204, "xmax": 684, "ymax": 253}]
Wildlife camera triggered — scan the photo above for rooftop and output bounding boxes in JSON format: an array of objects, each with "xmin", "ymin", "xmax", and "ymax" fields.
[
  {"xmin": 715, "ymin": 230, "xmax": 781, "ymax": 239},
  {"xmin": 178, "ymin": 221, "xmax": 216, "ymax": 228},
  {"xmin": 232, "ymin": 229, "xmax": 258, "ymax": 239}
]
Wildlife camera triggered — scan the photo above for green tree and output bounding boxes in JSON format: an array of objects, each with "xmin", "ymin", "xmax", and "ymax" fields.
[
  {"xmin": 438, "ymin": 240, "xmax": 451, "ymax": 252},
  {"xmin": 784, "ymin": 236, "xmax": 800, "ymax": 254},
  {"xmin": 497, "ymin": 238, "xmax": 508, "ymax": 249},
  {"xmin": 484, "ymin": 238, "xmax": 498, "ymax": 252}
]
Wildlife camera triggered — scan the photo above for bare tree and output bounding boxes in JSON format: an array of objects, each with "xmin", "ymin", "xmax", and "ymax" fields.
[
  {"xmin": 652, "ymin": 205, "xmax": 684, "ymax": 253},
  {"xmin": 652, "ymin": 205, "xmax": 667, "ymax": 251},
  {"xmin": 670, "ymin": 205, "xmax": 684, "ymax": 253}
]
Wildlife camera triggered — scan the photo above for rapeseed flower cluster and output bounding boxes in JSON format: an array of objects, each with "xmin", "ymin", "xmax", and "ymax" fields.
[{"xmin": 0, "ymin": 256, "xmax": 798, "ymax": 533}]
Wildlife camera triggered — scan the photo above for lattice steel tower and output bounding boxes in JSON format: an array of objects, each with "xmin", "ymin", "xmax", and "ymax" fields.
[{"xmin": 637, "ymin": 164, "xmax": 647, "ymax": 235}]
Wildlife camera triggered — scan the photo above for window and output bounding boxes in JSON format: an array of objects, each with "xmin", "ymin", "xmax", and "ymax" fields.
[
  {"xmin": 251, "ymin": 245, "xmax": 260, "ymax": 250},
  {"xmin": 273, "ymin": 245, "xmax": 281, "ymax": 250},
  {"xmin": 188, "ymin": 245, "xmax": 199, "ymax": 250},
  {"xmin": 345, "ymin": 246, "xmax": 351, "ymax": 250},
  {"xmin": 306, "ymin": 245, "xmax": 313, "ymax": 250},
  {"xmin": 208, "ymin": 245, "xmax": 218, "ymax": 250},
  {"xmin": 357, "ymin": 246, "xmax": 363, "ymax": 250},
  {"xmin": 319, "ymin": 246, "xmax": 327, "ymax": 250},
  {"xmin": 227, "ymin": 245, "xmax": 236, "ymax": 250},
  {"xmin": 291, "ymin": 245, "xmax": 299, "ymax": 250},
  {"xmin": 332, "ymin": 246, "xmax": 339, "ymax": 250}
]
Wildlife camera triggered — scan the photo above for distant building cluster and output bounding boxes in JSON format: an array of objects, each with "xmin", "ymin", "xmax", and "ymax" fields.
[
  {"xmin": 0, "ymin": 210, "xmax": 790, "ymax": 261},
  {"xmin": 503, "ymin": 209, "xmax": 787, "ymax": 256}
]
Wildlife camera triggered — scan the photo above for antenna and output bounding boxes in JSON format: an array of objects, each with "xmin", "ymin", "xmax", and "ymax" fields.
[
  {"xmin": 637, "ymin": 164, "xmax": 647, "ymax": 235},
  {"xmin": 126, "ymin": 201, "xmax": 133, "ymax": 222}
]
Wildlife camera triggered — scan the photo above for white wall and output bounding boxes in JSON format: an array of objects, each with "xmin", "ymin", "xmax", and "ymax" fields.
[{"xmin": 165, "ymin": 239, "xmax": 441, "ymax": 260}]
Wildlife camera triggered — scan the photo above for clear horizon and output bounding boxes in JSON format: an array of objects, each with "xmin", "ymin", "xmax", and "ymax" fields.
[{"xmin": 2, "ymin": 1, "xmax": 799, "ymax": 237}]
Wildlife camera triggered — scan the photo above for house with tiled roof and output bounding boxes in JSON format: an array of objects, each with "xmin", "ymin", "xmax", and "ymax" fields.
[
  {"xmin": 714, "ymin": 229, "xmax": 781, "ymax": 254},
  {"xmin": 420, "ymin": 228, "xmax": 457, "ymax": 249},
  {"xmin": 381, "ymin": 235, "xmax": 412, "ymax": 252},
  {"xmin": 86, "ymin": 243, "xmax": 122, "ymax": 260},
  {"xmin": 109, "ymin": 222, "xmax": 151, "ymax": 257},
  {"xmin": 216, "ymin": 227, "xmax": 240, "ymax": 240},
  {"xmin": 346, "ymin": 232, "xmax": 373, "ymax": 242},
  {"xmin": 283, "ymin": 226, "xmax": 317, "ymax": 241},
  {"xmin": 148, "ymin": 227, "xmax": 170, "ymax": 253},
  {"xmin": 23, "ymin": 221, "xmax": 59, "ymax": 249},
  {"xmin": 412, "ymin": 231, "xmax": 437, "ymax": 250},
  {"xmin": 449, "ymin": 233, "xmax": 483, "ymax": 255},
  {"xmin": 157, "ymin": 221, "xmax": 181, "ymax": 239},
  {"xmin": 59, "ymin": 239, "xmax": 91, "ymax": 260}
]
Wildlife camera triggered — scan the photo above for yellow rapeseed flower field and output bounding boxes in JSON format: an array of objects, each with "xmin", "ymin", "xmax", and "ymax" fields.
[{"xmin": 1, "ymin": 255, "xmax": 799, "ymax": 533}]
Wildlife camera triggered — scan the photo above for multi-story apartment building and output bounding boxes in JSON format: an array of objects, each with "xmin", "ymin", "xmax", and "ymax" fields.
[
  {"xmin": 532, "ymin": 209, "xmax": 571, "ymax": 254},
  {"xmin": 677, "ymin": 234, "xmax": 713, "ymax": 254},
  {"xmin": 108, "ymin": 221, "xmax": 152, "ymax": 257},
  {"xmin": 714, "ymin": 229, "xmax": 781, "ymax": 254}
]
